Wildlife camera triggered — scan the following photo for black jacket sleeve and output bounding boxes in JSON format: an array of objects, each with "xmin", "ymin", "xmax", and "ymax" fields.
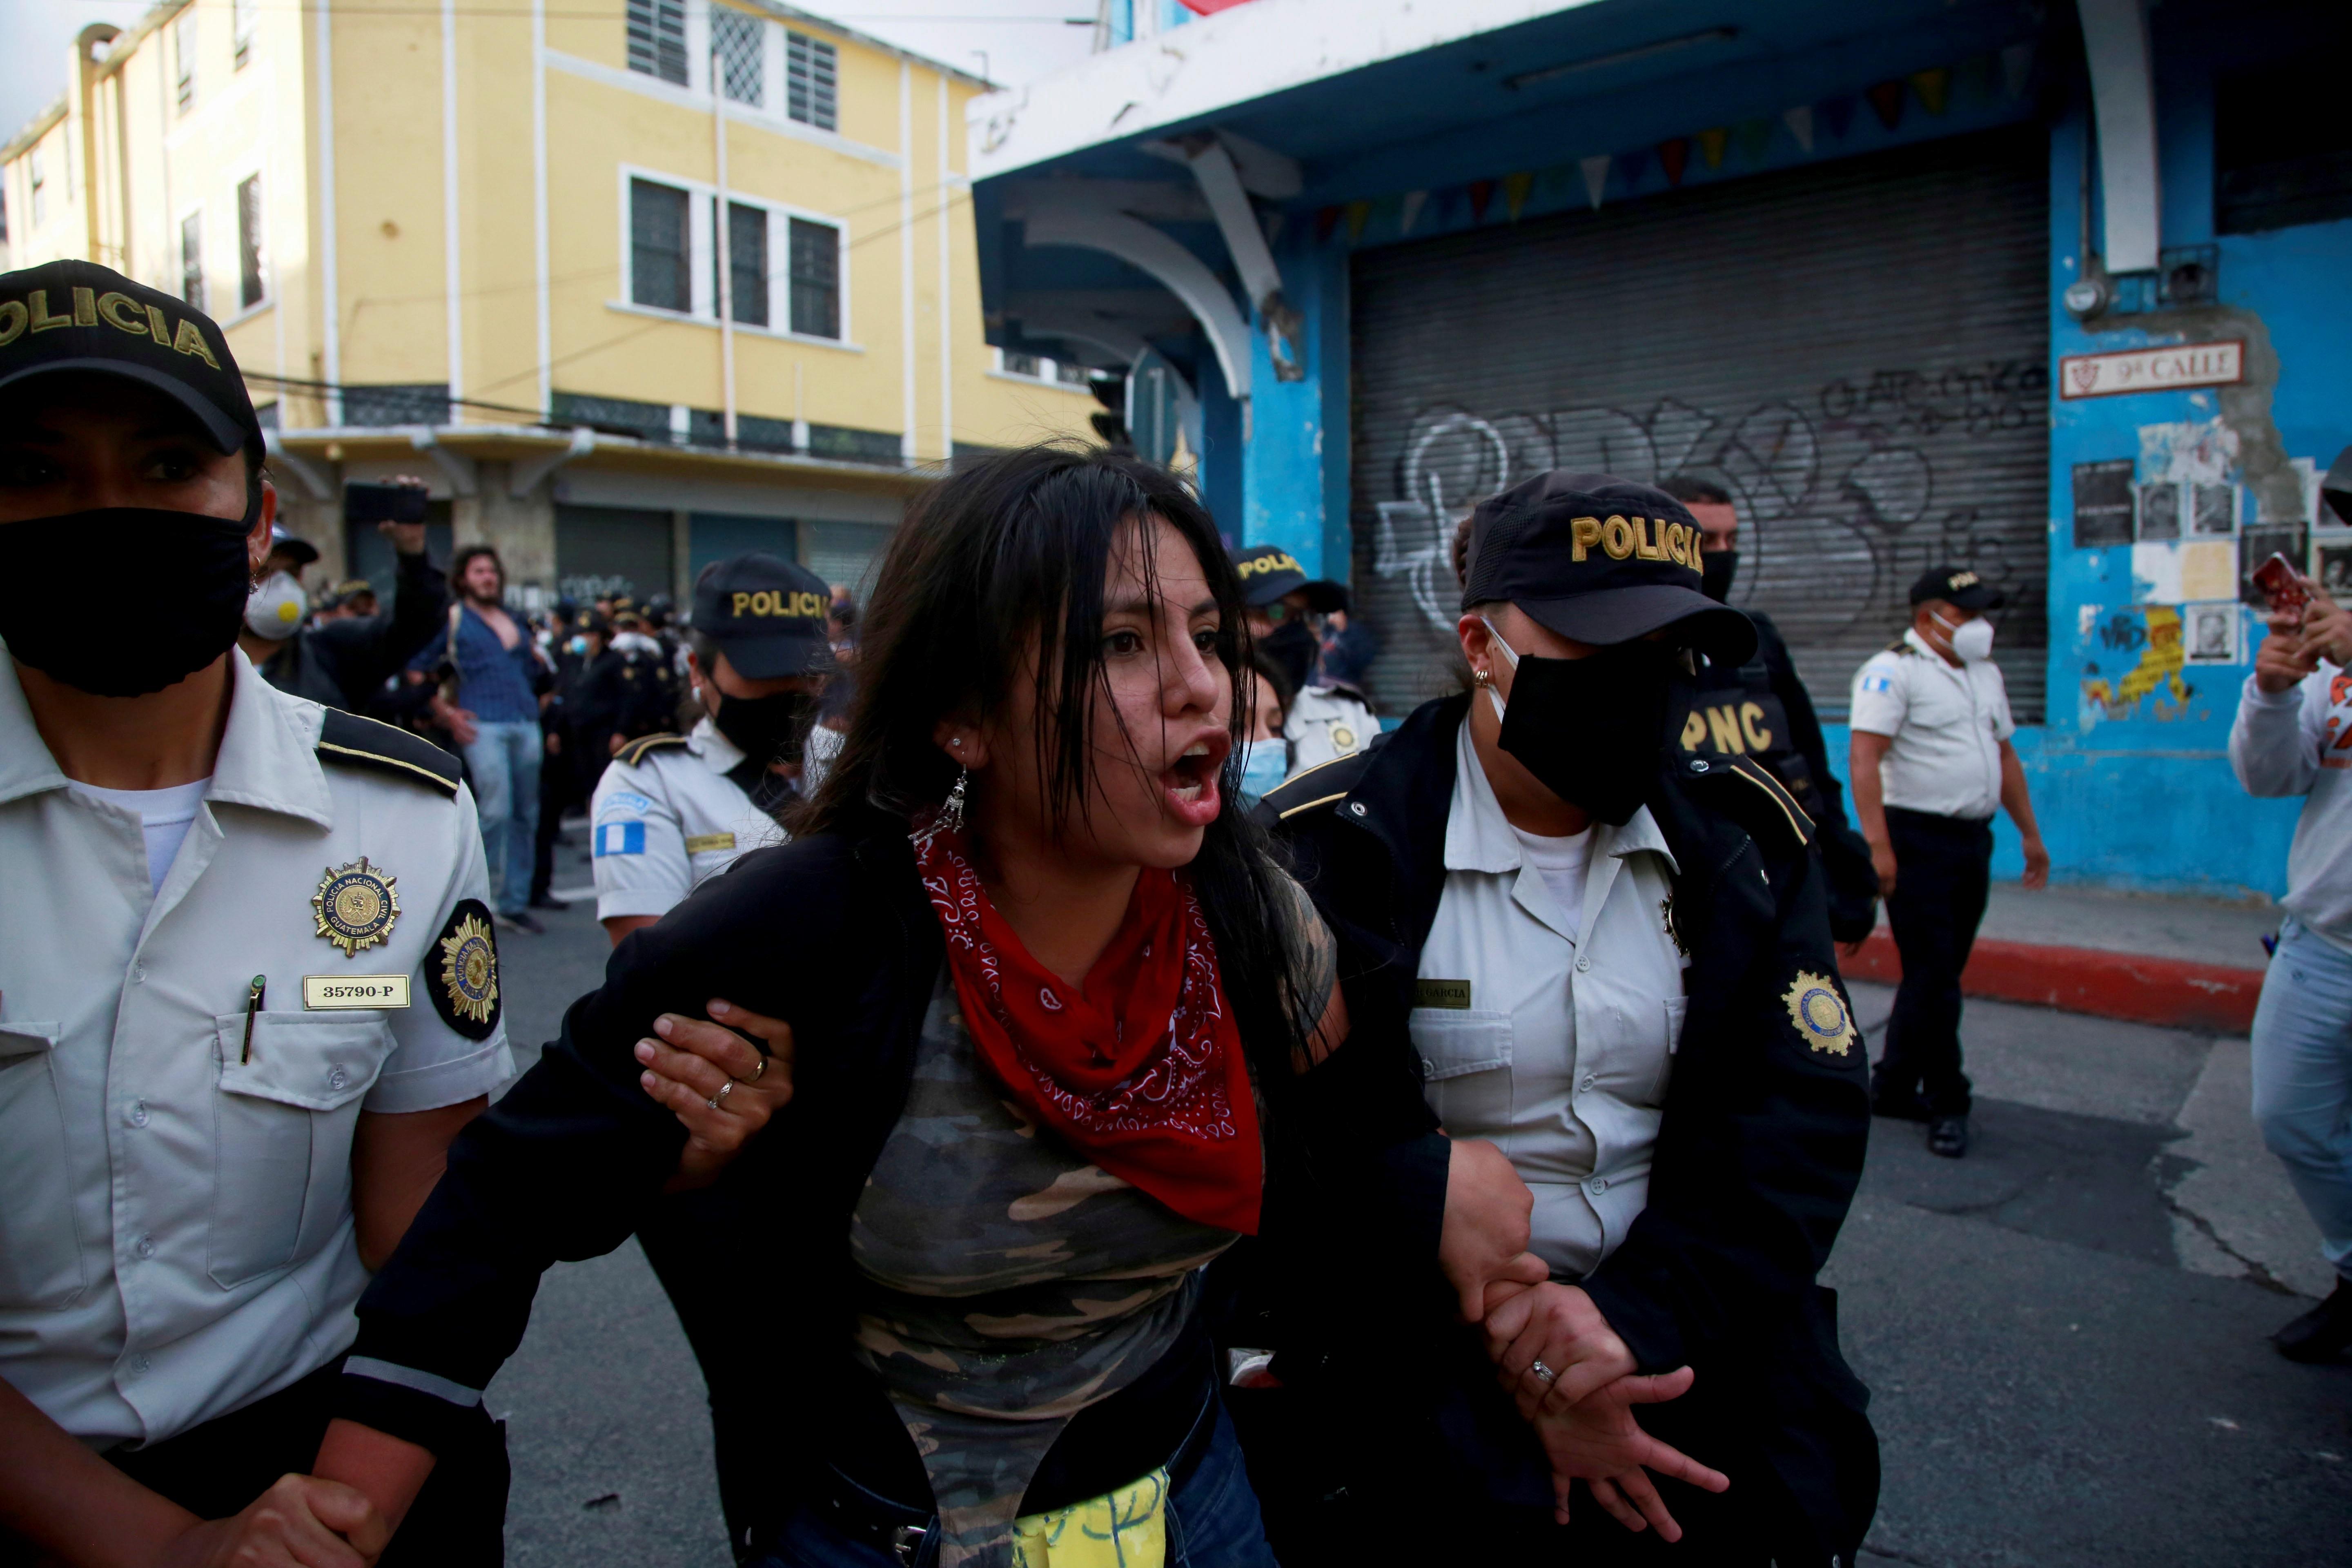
[
  {"xmin": 336, "ymin": 837, "xmax": 868, "ymax": 1451},
  {"xmin": 1755, "ymin": 615, "xmax": 1879, "ymax": 942},
  {"xmin": 1578, "ymin": 811, "xmax": 1871, "ymax": 1376}
]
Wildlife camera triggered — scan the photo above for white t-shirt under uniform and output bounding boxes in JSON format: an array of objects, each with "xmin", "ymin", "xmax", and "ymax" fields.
[
  {"xmin": 1848, "ymin": 628, "xmax": 2015, "ymax": 820},
  {"xmin": 1409, "ymin": 721, "xmax": 1689, "ymax": 1280}
]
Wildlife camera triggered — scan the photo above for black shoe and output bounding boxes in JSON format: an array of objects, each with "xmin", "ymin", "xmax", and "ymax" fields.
[
  {"xmin": 496, "ymin": 909, "xmax": 544, "ymax": 935},
  {"xmin": 2274, "ymin": 1281, "xmax": 2352, "ymax": 1363},
  {"xmin": 529, "ymin": 893, "xmax": 570, "ymax": 911},
  {"xmin": 1871, "ymin": 1088, "xmax": 1932, "ymax": 1123},
  {"xmin": 1927, "ymin": 1115, "xmax": 1969, "ymax": 1158}
]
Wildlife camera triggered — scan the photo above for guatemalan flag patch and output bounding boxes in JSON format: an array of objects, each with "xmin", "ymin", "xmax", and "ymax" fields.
[{"xmin": 594, "ymin": 821, "xmax": 646, "ymax": 857}]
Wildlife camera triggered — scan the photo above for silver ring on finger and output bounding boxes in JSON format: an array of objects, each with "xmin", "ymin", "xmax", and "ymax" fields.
[
  {"xmin": 1530, "ymin": 1358, "xmax": 1558, "ymax": 1385},
  {"xmin": 707, "ymin": 1080, "xmax": 735, "ymax": 1111}
]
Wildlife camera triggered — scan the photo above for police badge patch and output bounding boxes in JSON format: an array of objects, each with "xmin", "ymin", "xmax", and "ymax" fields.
[
  {"xmin": 313, "ymin": 857, "xmax": 399, "ymax": 957},
  {"xmin": 1783, "ymin": 971, "xmax": 1856, "ymax": 1056},
  {"xmin": 431, "ymin": 898, "xmax": 502, "ymax": 1040}
]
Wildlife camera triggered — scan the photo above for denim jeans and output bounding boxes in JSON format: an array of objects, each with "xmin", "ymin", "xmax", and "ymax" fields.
[
  {"xmin": 751, "ymin": 1401, "xmax": 1278, "ymax": 1568},
  {"xmin": 462, "ymin": 719, "xmax": 541, "ymax": 915},
  {"xmin": 2250, "ymin": 915, "xmax": 2352, "ymax": 1282}
]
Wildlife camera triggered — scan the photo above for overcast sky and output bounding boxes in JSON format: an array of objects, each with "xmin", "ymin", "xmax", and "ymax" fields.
[{"xmin": 1, "ymin": 0, "xmax": 1100, "ymax": 147}]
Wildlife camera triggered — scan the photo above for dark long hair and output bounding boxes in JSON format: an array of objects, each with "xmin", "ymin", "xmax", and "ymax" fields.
[{"xmin": 795, "ymin": 443, "xmax": 1308, "ymax": 1078}]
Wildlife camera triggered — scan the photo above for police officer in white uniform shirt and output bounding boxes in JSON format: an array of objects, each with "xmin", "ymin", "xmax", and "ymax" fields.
[
  {"xmin": 1848, "ymin": 565, "xmax": 2049, "ymax": 1159},
  {"xmin": 1232, "ymin": 543, "xmax": 1378, "ymax": 774},
  {"xmin": 0, "ymin": 260, "xmax": 513, "ymax": 1564},
  {"xmin": 590, "ymin": 551, "xmax": 834, "ymax": 947},
  {"xmin": 1261, "ymin": 472, "xmax": 1875, "ymax": 1564}
]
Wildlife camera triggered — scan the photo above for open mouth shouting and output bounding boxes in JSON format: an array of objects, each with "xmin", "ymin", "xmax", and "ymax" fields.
[{"xmin": 1162, "ymin": 730, "xmax": 1231, "ymax": 827}]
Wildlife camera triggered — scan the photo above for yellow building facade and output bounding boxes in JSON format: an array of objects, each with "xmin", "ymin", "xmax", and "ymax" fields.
[{"xmin": 0, "ymin": 0, "xmax": 1097, "ymax": 604}]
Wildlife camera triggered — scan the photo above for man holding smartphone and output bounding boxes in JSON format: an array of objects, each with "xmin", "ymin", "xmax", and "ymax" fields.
[
  {"xmin": 243, "ymin": 480, "xmax": 449, "ymax": 712},
  {"xmin": 2233, "ymin": 508, "xmax": 2352, "ymax": 1363}
]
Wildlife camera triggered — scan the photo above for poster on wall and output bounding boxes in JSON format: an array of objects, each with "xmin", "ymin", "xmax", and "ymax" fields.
[
  {"xmin": 2074, "ymin": 460, "xmax": 2137, "ymax": 548},
  {"xmin": 2313, "ymin": 535, "xmax": 2352, "ymax": 598},
  {"xmin": 2191, "ymin": 483, "xmax": 2238, "ymax": 537},
  {"xmin": 2137, "ymin": 481, "xmax": 2182, "ymax": 541},
  {"xmin": 2183, "ymin": 601, "xmax": 2243, "ymax": 665}
]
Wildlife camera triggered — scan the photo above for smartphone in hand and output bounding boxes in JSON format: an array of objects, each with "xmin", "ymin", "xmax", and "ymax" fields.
[
  {"xmin": 2252, "ymin": 552, "xmax": 2312, "ymax": 629},
  {"xmin": 345, "ymin": 480, "xmax": 430, "ymax": 525}
]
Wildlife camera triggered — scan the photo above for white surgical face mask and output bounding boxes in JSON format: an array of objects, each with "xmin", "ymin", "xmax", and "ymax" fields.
[
  {"xmin": 1935, "ymin": 612, "xmax": 1995, "ymax": 663},
  {"xmin": 244, "ymin": 571, "xmax": 307, "ymax": 641},
  {"xmin": 1479, "ymin": 615, "xmax": 1519, "ymax": 722},
  {"xmin": 1235, "ymin": 737, "xmax": 1289, "ymax": 804}
]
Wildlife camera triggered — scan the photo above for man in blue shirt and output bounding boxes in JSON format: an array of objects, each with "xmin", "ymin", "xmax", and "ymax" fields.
[{"xmin": 411, "ymin": 545, "xmax": 550, "ymax": 931}]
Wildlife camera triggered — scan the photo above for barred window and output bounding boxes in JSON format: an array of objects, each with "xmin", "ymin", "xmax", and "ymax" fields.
[
  {"xmin": 232, "ymin": 0, "xmax": 257, "ymax": 68},
  {"xmin": 237, "ymin": 174, "xmax": 265, "ymax": 309},
  {"xmin": 180, "ymin": 212, "xmax": 205, "ymax": 314},
  {"xmin": 175, "ymin": 13, "xmax": 198, "ymax": 113},
  {"xmin": 724, "ymin": 200, "xmax": 768, "ymax": 327},
  {"xmin": 712, "ymin": 7, "xmax": 764, "ymax": 107},
  {"xmin": 786, "ymin": 32, "xmax": 837, "ymax": 131},
  {"xmin": 788, "ymin": 217, "xmax": 840, "ymax": 339},
  {"xmin": 29, "ymin": 151, "xmax": 44, "ymax": 227},
  {"xmin": 1055, "ymin": 359, "xmax": 1090, "ymax": 385},
  {"xmin": 626, "ymin": 0, "xmax": 688, "ymax": 87},
  {"xmin": 1002, "ymin": 352, "xmax": 1040, "ymax": 377},
  {"xmin": 630, "ymin": 178, "xmax": 691, "ymax": 312}
]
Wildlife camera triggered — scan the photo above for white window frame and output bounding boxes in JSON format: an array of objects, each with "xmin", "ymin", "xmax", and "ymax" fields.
[
  {"xmin": 229, "ymin": 165, "xmax": 271, "ymax": 321},
  {"xmin": 708, "ymin": 3, "xmax": 769, "ymax": 110},
  {"xmin": 991, "ymin": 348, "xmax": 1090, "ymax": 387},
  {"xmin": 232, "ymin": 0, "xmax": 258, "ymax": 68},
  {"xmin": 784, "ymin": 28, "xmax": 838, "ymax": 133},
  {"xmin": 28, "ymin": 149, "xmax": 45, "ymax": 228},
  {"xmin": 612, "ymin": 164, "xmax": 856, "ymax": 351},
  {"xmin": 177, "ymin": 201, "xmax": 207, "ymax": 314},
  {"xmin": 174, "ymin": 12, "xmax": 198, "ymax": 114}
]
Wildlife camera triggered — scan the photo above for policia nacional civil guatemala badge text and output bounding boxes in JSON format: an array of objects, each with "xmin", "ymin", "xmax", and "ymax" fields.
[{"xmin": 313, "ymin": 857, "xmax": 399, "ymax": 957}]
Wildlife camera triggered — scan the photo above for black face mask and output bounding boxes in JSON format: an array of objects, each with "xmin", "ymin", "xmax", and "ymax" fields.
[
  {"xmin": 1489, "ymin": 634, "xmax": 1677, "ymax": 826},
  {"xmin": 0, "ymin": 502, "xmax": 257, "ymax": 697},
  {"xmin": 1700, "ymin": 549, "xmax": 1739, "ymax": 604},
  {"xmin": 710, "ymin": 686, "xmax": 819, "ymax": 768}
]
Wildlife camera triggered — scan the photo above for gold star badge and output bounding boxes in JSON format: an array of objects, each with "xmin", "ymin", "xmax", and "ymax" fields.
[
  {"xmin": 438, "ymin": 911, "xmax": 500, "ymax": 1030},
  {"xmin": 312, "ymin": 857, "xmax": 399, "ymax": 957},
  {"xmin": 1783, "ymin": 971, "xmax": 1856, "ymax": 1056}
]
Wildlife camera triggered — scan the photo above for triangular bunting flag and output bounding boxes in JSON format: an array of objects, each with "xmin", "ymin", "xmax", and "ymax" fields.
[
  {"xmin": 1955, "ymin": 53, "xmax": 1994, "ymax": 106},
  {"xmin": 1697, "ymin": 127, "xmax": 1730, "ymax": 169},
  {"xmin": 1468, "ymin": 179, "xmax": 1496, "ymax": 222},
  {"xmin": 1909, "ymin": 67, "xmax": 1949, "ymax": 116},
  {"xmin": 2000, "ymin": 41, "xmax": 2035, "ymax": 99},
  {"xmin": 1580, "ymin": 154, "xmax": 1611, "ymax": 209},
  {"xmin": 1399, "ymin": 189, "xmax": 1428, "ymax": 234},
  {"xmin": 1537, "ymin": 164, "xmax": 1577, "ymax": 200},
  {"xmin": 1866, "ymin": 80, "xmax": 1905, "ymax": 130},
  {"xmin": 1782, "ymin": 104, "xmax": 1815, "ymax": 152},
  {"xmin": 1314, "ymin": 205, "xmax": 1342, "ymax": 242},
  {"xmin": 1735, "ymin": 118, "xmax": 1773, "ymax": 163},
  {"xmin": 1619, "ymin": 148, "xmax": 1650, "ymax": 188},
  {"xmin": 1819, "ymin": 95, "xmax": 1857, "ymax": 139},
  {"xmin": 1503, "ymin": 171, "xmax": 1535, "ymax": 221},
  {"xmin": 1345, "ymin": 200, "xmax": 1371, "ymax": 241},
  {"xmin": 1659, "ymin": 137, "xmax": 1690, "ymax": 187},
  {"xmin": 1370, "ymin": 193, "xmax": 1401, "ymax": 234}
]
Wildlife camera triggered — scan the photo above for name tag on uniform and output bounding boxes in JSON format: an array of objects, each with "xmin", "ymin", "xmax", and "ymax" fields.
[
  {"xmin": 303, "ymin": 975, "xmax": 412, "ymax": 1010},
  {"xmin": 1414, "ymin": 978, "xmax": 1472, "ymax": 1010},
  {"xmin": 684, "ymin": 832, "xmax": 737, "ymax": 854}
]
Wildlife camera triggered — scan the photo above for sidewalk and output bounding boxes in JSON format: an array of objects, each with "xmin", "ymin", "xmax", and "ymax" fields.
[{"xmin": 1845, "ymin": 883, "xmax": 2280, "ymax": 1034}]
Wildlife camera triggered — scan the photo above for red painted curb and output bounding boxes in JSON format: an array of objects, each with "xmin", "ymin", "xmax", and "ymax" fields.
[{"xmin": 1842, "ymin": 929, "xmax": 2265, "ymax": 1035}]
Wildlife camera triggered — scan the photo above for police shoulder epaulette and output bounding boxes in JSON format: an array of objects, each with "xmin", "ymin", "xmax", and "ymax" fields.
[
  {"xmin": 1262, "ymin": 750, "xmax": 1373, "ymax": 822},
  {"xmin": 1889, "ymin": 637, "xmax": 1919, "ymax": 655},
  {"xmin": 615, "ymin": 733, "xmax": 691, "ymax": 767},
  {"xmin": 1681, "ymin": 753, "xmax": 1815, "ymax": 848},
  {"xmin": 316, "ymin": 709, "xmax": 461, "ymax": 797}
]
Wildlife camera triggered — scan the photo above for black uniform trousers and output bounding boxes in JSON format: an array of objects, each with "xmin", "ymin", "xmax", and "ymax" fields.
[
  {"xmin": 1876, "ymin": 805, "xmax": 1995, "ymax": 1118},
  {"xmin": 102, "ymin": 1355, "xmax": 508, "ymax": 1565}
]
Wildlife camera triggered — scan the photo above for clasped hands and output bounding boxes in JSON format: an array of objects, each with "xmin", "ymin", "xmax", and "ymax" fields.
[{"xmin": 1443, "ymin": 1138, "xmax": 1728, "ymax": 1541}]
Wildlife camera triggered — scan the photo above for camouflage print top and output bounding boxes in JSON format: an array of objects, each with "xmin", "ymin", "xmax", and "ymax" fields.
[{"xmin": 848, "ymin": 873, "xmax": 1333, "ymax": 1568}]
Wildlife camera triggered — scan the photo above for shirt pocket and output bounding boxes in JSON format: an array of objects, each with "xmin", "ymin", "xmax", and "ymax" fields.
[
  {"xmin": 207, "ymin": 1014, "xmax": 393, "ymax": 1290},
  {"xmin": 1409, "ymin": 1008, "xmax": 1514, "ymax": 1136},
  {"xmin": 0, "ymin": 1023, "xmax": 87, "ymax": 1309}
]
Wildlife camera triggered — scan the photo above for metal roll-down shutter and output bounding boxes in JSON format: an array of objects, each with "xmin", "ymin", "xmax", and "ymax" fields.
[{"xmin": 1349, "ymin": 128, "xmax": 2051, "ymax": 720}]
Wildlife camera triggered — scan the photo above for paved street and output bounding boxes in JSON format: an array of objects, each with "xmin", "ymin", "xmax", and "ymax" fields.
[{"xmin": 487, "ymin": 842, "xmax": 2349, "ymax": 1565}]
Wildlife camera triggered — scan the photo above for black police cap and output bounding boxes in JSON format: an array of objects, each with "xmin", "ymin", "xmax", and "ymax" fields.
[
  {"xmin": 1908, "ymin": 565, "xmax": 2004, "ymax": 610},
  {"xmin": 692, "ymin": 552, "xmax": 836, "ymax": 681},
  {"xmin": 1459, "ymin": 470, "xmax": 1755, "ymax": 662},
  {"xmin": 0, "ymin": 259, "xmax": 263, "ymax": 457},
  {"xmin": 1231, "ymin": 543, "xmax": 1347, "ymax": 612}
]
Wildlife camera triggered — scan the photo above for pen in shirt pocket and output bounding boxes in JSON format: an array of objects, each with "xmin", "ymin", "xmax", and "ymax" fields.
[{"xmin": 241, "ymin": 975, "xmax": 266, "ymax": 1063}]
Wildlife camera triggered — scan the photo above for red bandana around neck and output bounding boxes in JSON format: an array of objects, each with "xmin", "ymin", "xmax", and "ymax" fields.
[{"xmin": 912, "ymin": 822, "xmax": 1263, "ymax": 1234}]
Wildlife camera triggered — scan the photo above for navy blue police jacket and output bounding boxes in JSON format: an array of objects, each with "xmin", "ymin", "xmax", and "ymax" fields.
[
  {"xmin": 331, "ymin": 802, "xmax": 1449, "ymax": 1501},
  {"xmin": 1256, "ymin": 691, "xmax": 1878, "ymax": 1558}
]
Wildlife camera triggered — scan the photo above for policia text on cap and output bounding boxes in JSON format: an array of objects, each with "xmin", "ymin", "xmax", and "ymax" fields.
[{"xmin": 0, "ymin": 261, "xmax": 768, "ymax": 1565}]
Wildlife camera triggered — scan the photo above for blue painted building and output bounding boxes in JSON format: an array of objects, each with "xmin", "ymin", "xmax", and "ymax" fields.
[{"xmin": 971, "ymin": 0, "xmax": 2351, "ymax": 896}]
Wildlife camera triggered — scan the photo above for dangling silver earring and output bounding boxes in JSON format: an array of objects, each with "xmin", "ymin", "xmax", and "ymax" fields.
[{"xmin": 941, "ymin": 766, "xmax": 970, "ymax": 835}]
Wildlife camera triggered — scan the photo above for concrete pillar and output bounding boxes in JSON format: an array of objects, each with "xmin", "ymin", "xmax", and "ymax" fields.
[{"xmin": 457, "ymin": 461, "xmax": 558, "ymax": 596}]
